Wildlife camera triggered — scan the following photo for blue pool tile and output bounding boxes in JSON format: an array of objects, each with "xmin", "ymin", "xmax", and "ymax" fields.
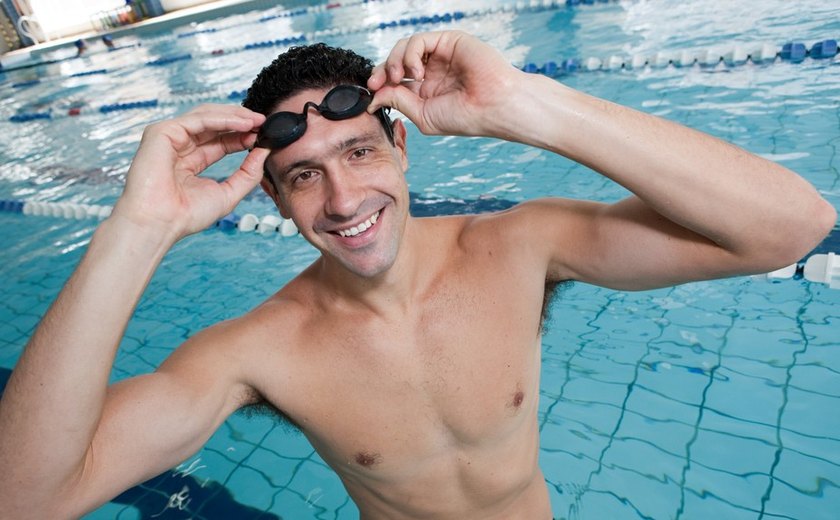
[
  {"xmin": 794, "ymin": 343, "xmax": 840, "ymax": 375},
  {"xmin": 788, "ymin": 364, "xmax": 840, "ymax": 397},
  {"xmin": 635, "ymin": 360, "xmax": 714, "ymax": 406},
  {"xmin": 623, "ymin": 385, "xmax": 701, "ymax": 426},
  {"xmin": 574, "ymin": 485, "xmax": 661, "ymax": 519},
  {"xmin": 587, "ymin": 463, "xmax": 682, "ymax": 520},
  {"xmin": 704, "ymin": 371, "xmax": 786, "ymax": 426},
  {"xmin": 561, "ymin": 376, "xmax": 635, "ymax": 407},
  {"xmin": 541, "ymin": 449, "xmax": 602, "ymax": 490},
  {"xmin": 763, "ymin": 449, "xmax": 840, "ymax": 520},
  {"xmin": 699, "ymin": 408, "xmax": 778, "ymax": 446},
  {"xmin": 220, "ymin": 464, "xmax": 279, "ymax": 512},
  {"xmin": 723, "ymin": 327, "xmax": 804, "ymax": 365},
  {"xmin": 541, "ymin": 405, "xmax": 619, "ymax": 459},
  {"xmin": 689, "ymin": 428, "xmax": 777, "ymax": 476},
  {"xmin": 682, "ymin": 465, "xmax": 769, "ymax": 518},
  {"xmin": 617, "ymin": 408, "xmax": 697, "ymax": 457},
  {"xmin": 599, "ymin": 436, "xmax": 685, "ymax": 486},
  {"xmin": 780, "ymin": 386, "xmax": 840, "ymax": 441}
]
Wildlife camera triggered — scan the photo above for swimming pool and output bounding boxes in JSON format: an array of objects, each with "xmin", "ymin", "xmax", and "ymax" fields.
[{"xmin": 1, "ymin": 0, "xmax": 839, "ymax": 518}]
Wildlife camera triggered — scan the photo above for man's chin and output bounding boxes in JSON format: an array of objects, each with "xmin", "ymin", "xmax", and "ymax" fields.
[{"xmin": 334, "ymin": 255, "xmax": 397, "ymax": 279}]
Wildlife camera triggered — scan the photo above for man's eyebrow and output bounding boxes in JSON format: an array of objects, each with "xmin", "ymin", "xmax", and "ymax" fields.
[
  {"xmin": 334, "ymin": 131, "xmax": 381, "ymax": 152},
  {"xmin": 276, "ymin": 131, "xmax": 384, "ymax": 182}
]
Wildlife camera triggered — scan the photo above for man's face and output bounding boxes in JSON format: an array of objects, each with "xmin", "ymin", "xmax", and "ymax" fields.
[{"xmin": 262, "ymin": 87, "xmax": 410, "ymax": 279}]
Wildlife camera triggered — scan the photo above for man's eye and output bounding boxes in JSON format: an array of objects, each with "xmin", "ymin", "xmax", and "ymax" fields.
[
  {"xmin": 352, "ymin": 148, "xmax": 371, "ymax": 159},
  {"xmin": 294, "ymin": 171, "xmax": 315, "ymax": 183}
]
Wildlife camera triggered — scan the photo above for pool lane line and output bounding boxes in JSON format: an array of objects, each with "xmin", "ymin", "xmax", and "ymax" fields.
[
  {"xmin": 1, "ymin": 198, "xmax": 838, "ymax": 289},
  {"xmin": 0, "ymin": 199, "xmax": 301, "ymax": 237},
  {"xmin": 4, "ymin": 35, "xmax": 837, "ymax": 123},
  {"xmin": 518, "ymin": 39, "xmax": 838, "ymax": 75}
]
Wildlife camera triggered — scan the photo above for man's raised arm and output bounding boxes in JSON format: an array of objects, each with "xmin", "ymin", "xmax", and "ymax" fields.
[
  {"xmin": 0, "ymin": 105, "xmax": 268, "ymax": 517},
  {"xmin": 369, "ymin": 31, "xmax": 836, "ymax": 289}
]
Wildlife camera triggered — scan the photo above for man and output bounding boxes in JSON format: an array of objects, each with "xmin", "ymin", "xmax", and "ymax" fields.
[{"xmin": 0, "ymin": 31, "xmax": 834, "ymax": 519}]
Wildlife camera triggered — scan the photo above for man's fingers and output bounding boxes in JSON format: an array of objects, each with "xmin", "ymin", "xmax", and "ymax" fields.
[
  {"xmin": 382, "ymin": 37, "xmax": 410, "ymax": 84},
  {"xmin": 179, "ymin": 113, "xmax": 263, "ymax": 142},
  {"xmin": 219, "ymin": 147, "xmax": 269, "ymax": 212},
  {"xmin": 369, "ymin": 85, "xmax": 428, "ymax": 132},
  {"xmin": 145, "ymin": 105, "xmax": 264, "ymax": 174},
  {"xmin": 218, "ymin": 127, "xmax": 260, "ymax": 156},
  {"xmin": 373, "ymin": 33, "xmax": 446, "ymax": 88},
  {"xmin": 368, "ymin": 63, "xmax": 387, "ymax": 91},
  {"xmin": 163, "ymin": 104, "xmax": 264, "ymax": 149},
  {"xmin": 402, "ymin": 32, "xmax": 440, "ymax": 80}
]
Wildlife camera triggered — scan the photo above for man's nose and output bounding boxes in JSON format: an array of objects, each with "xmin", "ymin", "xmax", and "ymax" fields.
[{"xmin": 324, "ymin": 167, "xmax": 364, "ymax": 219}]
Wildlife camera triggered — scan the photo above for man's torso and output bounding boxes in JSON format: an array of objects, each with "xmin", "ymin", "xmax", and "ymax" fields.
[{"xmin": 233, "ymin": 213, "xmax": 556, "ymax": 518}]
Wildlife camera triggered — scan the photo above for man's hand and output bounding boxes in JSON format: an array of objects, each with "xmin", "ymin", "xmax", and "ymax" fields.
[
  {"xmin": 368, "ymin": 31, "xmax": 520, "ymax": 138},
  {"xmin": 112, "ymin": 104, "xmax": 269, "ymax": 241}
]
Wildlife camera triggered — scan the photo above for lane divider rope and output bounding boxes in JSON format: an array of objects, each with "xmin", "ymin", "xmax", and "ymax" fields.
[
  {"xmin": 0, "ymin": 199, "xmax": 300, "ymax": 237},
  {"xmin": 0, "ymin": 198, "xmax": 837, "ymax": 289},
  {"xmin": 5, "ymin": 36, "xmax": 837, "ymax": 123},
  {"xmin": 519, "ymin": 39, "xmax": 838, "ymax": 74}
]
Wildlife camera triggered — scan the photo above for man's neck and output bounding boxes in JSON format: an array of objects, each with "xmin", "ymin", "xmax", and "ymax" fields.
[{"xmin": 315, "ymin": 217, "xmax": 432, "ymax": 318}]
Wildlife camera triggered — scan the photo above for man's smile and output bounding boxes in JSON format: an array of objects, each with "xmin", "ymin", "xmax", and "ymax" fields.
[{"xmin": 335, "ymin": 210, "xmax": 381, "ymax": 238}]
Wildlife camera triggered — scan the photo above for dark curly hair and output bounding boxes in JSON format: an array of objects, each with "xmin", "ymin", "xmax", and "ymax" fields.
[
  {"xmin": 243, "ymin": 42, "xmax": 393, "ymax": 140},
  {"xmin": 244, "ymin": 43, "xmax": 371, "ymax": 114}
]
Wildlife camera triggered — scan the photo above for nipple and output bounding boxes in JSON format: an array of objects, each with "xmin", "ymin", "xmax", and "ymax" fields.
[{"xmin": 355, "ymin": 451, "xmax": 381, "ymax": 468}]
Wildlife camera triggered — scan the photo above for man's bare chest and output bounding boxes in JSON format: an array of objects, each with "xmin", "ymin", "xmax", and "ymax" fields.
[{"xmin": 253, "ymin": 275, "xmax": 548, "ymax": 472}]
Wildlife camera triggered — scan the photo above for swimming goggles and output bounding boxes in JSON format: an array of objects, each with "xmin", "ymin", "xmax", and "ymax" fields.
[{"xmin": 255, "ymin": 84, "xmax": 391, "ymax": 149}]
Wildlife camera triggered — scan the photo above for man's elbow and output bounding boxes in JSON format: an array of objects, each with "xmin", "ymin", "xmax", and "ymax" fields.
[
  {"xmin": 800, "ymin": 198, "xmax": 836, "ymax": 252},
  {"xmin": 775, "ymin": 197, "xmax": 837, "ymax": 268}
]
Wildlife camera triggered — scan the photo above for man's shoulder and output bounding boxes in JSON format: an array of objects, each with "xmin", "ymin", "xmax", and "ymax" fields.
[
  {"xmin": 457, "ymin": 198, "xmax": 591, "ymax": 238},
  {"xmin": 429, "ymin": 198, "xmax": 591, "ymax": 273},
  {"xmin": 238, "ymin": 270, "xmax": 317, "ymax": 336}
]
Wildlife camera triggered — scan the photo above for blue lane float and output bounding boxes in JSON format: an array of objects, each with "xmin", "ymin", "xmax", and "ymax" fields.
[
  {"xmin": 810, "ymin": 39, "xmax": 838, "ymax": 59},
  {"xmin": 780, "ymin": 42, "xmax": 807, "ymax": 63}
]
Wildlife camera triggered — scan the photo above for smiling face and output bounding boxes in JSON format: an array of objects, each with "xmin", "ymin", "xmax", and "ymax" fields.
[{"xmin": 262, "ymin": 87, "xmax": 410, "ymax": 279}]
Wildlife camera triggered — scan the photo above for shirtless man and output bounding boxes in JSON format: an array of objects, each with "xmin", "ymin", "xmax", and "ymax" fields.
[{"xmin": 0, "ymin": 31, "xmax": 834, "ymax": 519}]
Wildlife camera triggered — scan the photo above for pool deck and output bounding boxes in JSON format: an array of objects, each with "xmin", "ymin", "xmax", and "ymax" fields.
[{"xmin": 0, "ymin": 0, "xmax": 277, "ymax": 69}]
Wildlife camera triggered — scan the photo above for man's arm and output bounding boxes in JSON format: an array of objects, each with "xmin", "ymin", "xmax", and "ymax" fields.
[
  {"xmin": 369, "ymin": 31, "xmax": 836, "ymax": 289},
  {"xmin": 0, "ymin": 104, "xmax": 268, "ymax": 517}
]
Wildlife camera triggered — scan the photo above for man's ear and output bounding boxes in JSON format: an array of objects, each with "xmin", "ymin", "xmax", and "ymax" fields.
[
  {"xmin": 391, "ymin": 119, "xmax": 409, "ymax": 172},
  {"xmin": 260, "ymin": 175, "xmax": 290, "ymax": 219}
]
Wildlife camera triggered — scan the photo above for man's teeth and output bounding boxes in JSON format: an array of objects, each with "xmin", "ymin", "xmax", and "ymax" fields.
[{"xmin": 338, "ymin": 211, "xmax": 380, "ymax": 237}]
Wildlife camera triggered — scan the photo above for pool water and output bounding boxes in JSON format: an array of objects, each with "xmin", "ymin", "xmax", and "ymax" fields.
[{"xmin": 1, "ymin": 1, "xmax": 839, "ymax": 518}]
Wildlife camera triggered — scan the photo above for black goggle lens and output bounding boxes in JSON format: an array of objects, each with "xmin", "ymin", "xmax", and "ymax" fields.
[{"xmin": 255, "ymin": 85, "xmax": 374, "ymax": 149}]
